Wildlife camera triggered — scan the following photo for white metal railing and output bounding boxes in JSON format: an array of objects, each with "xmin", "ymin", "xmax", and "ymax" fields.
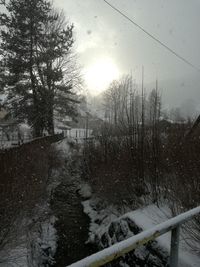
[{"xmin": 68, "ymin": 206, "xmax": 200, "ymax": 267}]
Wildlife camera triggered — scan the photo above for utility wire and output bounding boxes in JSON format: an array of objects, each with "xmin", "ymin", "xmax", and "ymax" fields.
[{"xmin": 103, "ymin": 0, "xmax": 200, "ymax": 72}]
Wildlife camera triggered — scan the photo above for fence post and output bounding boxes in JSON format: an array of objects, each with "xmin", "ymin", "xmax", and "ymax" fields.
[{"xmin": 170, "ymin": 226, "xmax": 180, "ymax": 267}]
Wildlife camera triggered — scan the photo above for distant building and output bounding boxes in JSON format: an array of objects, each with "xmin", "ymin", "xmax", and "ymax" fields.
[
  {"xmin": 55, "ymin": 121, "xmax": 71, "ymax": 137},
  {"xmin": 0, "ymin": 107, "xmax": 32, "ymax": 144},
  {"xmin": 0, "ymin": 108, "xmax": 7, "ymax": 120},
  {"xmin": 0, "ymin": 119, "xmax": 19, "ymax": 141},
  {"xmin": 184, "ymin": 114, "xmax": 200, "ymax": 141}
]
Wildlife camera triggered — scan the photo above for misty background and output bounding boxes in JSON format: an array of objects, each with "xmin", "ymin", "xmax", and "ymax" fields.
[{"xmin": 54, "ymin": 0, "xmax": 200, "ymax": 117}]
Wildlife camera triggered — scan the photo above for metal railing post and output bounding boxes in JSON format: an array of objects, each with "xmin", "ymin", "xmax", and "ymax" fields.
[{"xmin": 170, "ymin": 226, "xmax": 180, "ymax": 267}]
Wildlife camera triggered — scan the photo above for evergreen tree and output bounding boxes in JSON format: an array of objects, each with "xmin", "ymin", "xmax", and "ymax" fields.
[
  {"xmin": 0, "ymin": 0, "xmax": 79, "ymax": 136},
  {"xmin": 34, "ymin": 10, "xmax": 79, "ymax": 134}
]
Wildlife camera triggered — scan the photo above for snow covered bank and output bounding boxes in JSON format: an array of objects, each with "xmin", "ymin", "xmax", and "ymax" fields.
[
  {"xmin": 0, "ymin": 203, "xmax": 57, "ymax": 267},
  {"xmin": 125, "ymin": 205, "xmax": 200, "ymax": 267},
  {"xmin": 82, "ymin": 195, "xmax": 200, "ymax": 267},
  {"xmin": 0, "ymin": 139, "xmax": 72, "ymax": 266}
]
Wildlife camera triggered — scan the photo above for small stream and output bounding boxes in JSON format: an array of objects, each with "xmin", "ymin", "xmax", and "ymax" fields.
[
  {"xmin": 51, "ymin": 162, "xmax": 95, "ymax": 267},
  {"xmin": 50, "ymin": 149, "xmax": 169, "ymax": 267}
]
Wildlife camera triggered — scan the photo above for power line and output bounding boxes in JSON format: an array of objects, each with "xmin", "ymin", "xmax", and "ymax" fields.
[{"xmin": 103, "ymin": 0, "xmax": 200, "ymax": 72}]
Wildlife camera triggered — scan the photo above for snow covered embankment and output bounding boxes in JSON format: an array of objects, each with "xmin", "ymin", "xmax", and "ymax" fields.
[
  {"xmin": 0, "ymin": 138, "xmax": 70, "ymax": 267},
  {"xmin": 82, "ymin": 192, "xmax": 200, "ymax": 267}
]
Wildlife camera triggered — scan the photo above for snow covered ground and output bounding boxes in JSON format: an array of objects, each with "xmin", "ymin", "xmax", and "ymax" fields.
[
  {"xmin": 0, "ymin": 203, "xmax": 57, "ymax": 267},
  {"xmin": 125, "ymin": 205, "xmax": 200, "ymax": 267},
  {"xmin": 0, "ymin": 139, "xmax": 71, "ymax": 266},
  {"xmin": 82, "ymin": 190, "xmax": 200, "ymax": 267},
  {"xmin": 1, "ymin": 138, "xmax": 199, "ymax": 266}
]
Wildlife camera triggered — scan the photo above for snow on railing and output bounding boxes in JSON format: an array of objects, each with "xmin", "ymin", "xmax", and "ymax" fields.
[{"xmin": 68, "ymin": 206, "xmax": 200, "ymax": 267}]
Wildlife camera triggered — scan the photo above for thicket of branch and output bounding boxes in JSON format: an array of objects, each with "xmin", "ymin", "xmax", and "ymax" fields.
[{"xmin": 83, "ymin": 75, "xmax": 200, "ymax": 248}]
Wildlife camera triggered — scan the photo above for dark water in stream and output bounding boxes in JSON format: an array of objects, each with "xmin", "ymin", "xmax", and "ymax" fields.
[{"xmin": 51, "ymin": 165, "xmax": 95, "ymax": 267}]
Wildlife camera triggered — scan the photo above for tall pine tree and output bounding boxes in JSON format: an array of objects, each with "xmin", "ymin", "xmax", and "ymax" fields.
[{"xmin": 0, "ymin": 0, "xmax": 79, "ymax": 136}]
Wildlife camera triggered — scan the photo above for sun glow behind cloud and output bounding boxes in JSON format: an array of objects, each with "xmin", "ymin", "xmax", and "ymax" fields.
[{"xmin": 84, "ymin": 58, "xmax": 120, "ymax": 95}]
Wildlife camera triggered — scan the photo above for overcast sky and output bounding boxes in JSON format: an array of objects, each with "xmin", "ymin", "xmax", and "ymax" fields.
[{"xmin": 54, "ymin": 0, "xmax": 200, "ymax": 109}]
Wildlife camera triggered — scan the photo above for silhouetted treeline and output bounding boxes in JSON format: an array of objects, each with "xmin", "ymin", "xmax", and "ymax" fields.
[{"xmin": 83, "ymin": 75, "xmax": 200, "ymax": 249}]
